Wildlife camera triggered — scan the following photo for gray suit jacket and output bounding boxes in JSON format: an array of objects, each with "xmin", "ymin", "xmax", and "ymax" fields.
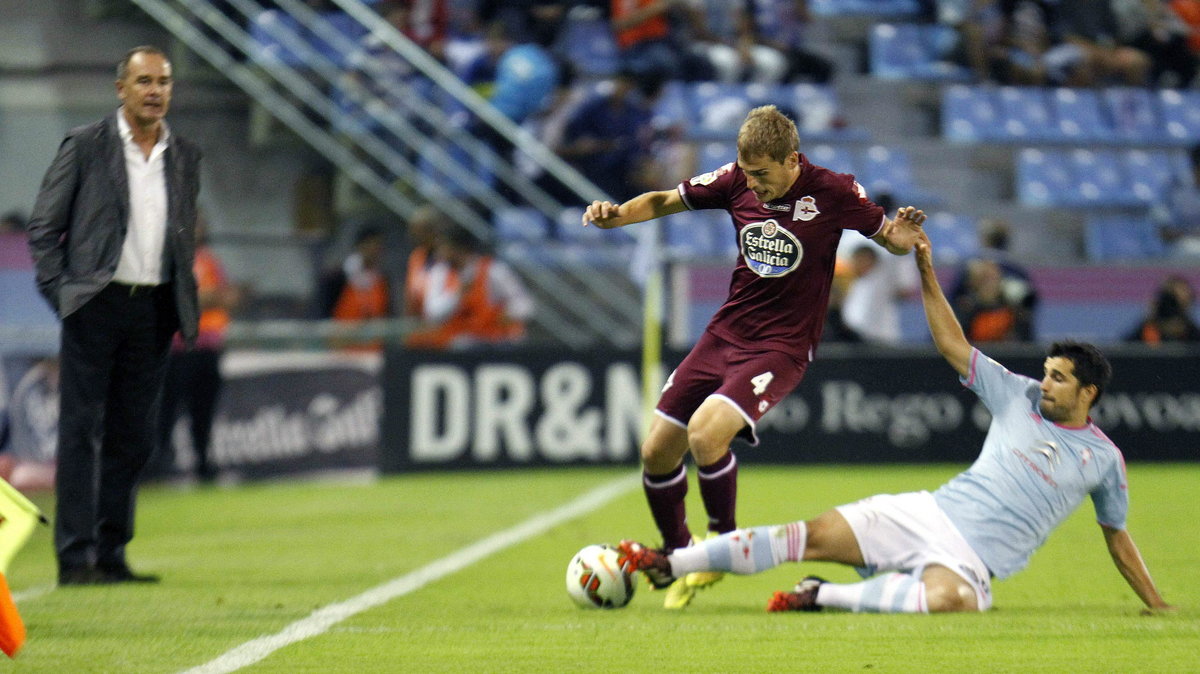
[{"xmin": 26, "ymin": 111, "xmax": 201, "ymax": 343}]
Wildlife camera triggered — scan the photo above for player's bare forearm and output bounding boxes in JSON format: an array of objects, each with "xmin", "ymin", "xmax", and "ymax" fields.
[
  {"xmin": 873, "ymin": 206, "xmax": 926, "ymax": 255},
  {"xmin": 1102, "ymin": 526, "xmax": 1174, "ymax": 613},
  {"xmin": 581, "ymin": 189, "xmax": 685, "ymax": 230},
  {"xmin": 914, "ymin": 232, "xmax": 971, "ymax": 377}
]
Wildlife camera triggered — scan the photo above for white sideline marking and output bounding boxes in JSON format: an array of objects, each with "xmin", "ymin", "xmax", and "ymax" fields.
[
  {"xmin": 181, "ymin": 474, "xmax": 637, "ymax": 674},
  {"xmin": 13, "ymin": 584, "xmax": 55, "ymax": 603}
]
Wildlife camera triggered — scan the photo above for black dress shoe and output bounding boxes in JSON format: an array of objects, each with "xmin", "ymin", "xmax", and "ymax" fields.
[
  {"xmin": 58, "ymin": 567, "xmax": 106, "ymax": 586},
  {"xmin": 95, "ymin": 565, "xmax": 161, "ymax": 584}
]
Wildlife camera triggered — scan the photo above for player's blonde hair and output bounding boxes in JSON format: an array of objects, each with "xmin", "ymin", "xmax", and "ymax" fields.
[{"xmin": 736, "ymin": 105, "xmax": 799, "ymax": 165}]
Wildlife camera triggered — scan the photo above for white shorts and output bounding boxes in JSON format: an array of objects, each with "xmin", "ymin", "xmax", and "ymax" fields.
[{"xmin": 836, "ymin": 491, "xmax": 993, "ymax": 611}]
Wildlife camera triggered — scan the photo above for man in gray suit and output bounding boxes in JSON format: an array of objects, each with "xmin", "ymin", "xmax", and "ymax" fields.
[{"xmin": 27, "ymin": 45, "xmax": 201, "ymax": 585}]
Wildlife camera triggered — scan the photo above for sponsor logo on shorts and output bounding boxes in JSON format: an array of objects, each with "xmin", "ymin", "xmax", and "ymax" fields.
[{"xmin": 740, "ymin": 219, "xmax": 802, "ymax": 277}]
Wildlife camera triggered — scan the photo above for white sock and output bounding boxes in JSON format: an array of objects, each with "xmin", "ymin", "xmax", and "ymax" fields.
[
  {"xmin": 816, "ymin": 573, "xmax": 927, "ymax": 613},
  {"xmin": 668, "ymin": 522, "xmax": 806, "ymax": 576}
]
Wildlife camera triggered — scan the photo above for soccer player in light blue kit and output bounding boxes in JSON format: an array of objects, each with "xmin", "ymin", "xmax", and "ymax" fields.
[{"xmin": 618, "ymin": 231, "xmax": 1174, "ymax": 613}]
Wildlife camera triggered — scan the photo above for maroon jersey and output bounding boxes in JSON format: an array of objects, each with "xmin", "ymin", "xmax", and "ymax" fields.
[{"xmin": 678, "ymin": 154, "xmax": 885, "ymax": 359}]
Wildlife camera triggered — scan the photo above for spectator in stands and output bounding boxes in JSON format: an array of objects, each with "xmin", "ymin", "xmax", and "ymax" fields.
[
  {"xmin": 747, "ymin": 0, "xmax": 836, "ymax": 83},
  {"xmin": 554, "ymin": 69, "xmax": 659, "ymax": 201},
  {"xmin": 837, "ymin": 235, "xmax": 919, "ymax": 345},
  {"xmin": 403, "ymin": 204, "xmax": 443, "ymax": 319},
  {"xmin": 475, "ymin": 0, "xmax": 569, "ymax": 53},
  {"xmin": 157, "ymin": 216, "xmax": 239, "ymax": 484},
  {"xmin": 318, "ymin": 225, "xmax": 394, "ymax": 323},
  {"xmin": 1112, "ymin": 0, "xmax": 1197, "ymax": 87},
  {"xmin": 459, "ymin": 20, "xmax": 560, "ymax": 174},
  {"xmin": 1173, "ymin": 0, "xmax": 1200, "ymax": 53},
  {"xmin": 1125, "ymin": 275, "xmax": 1200, "ymax": 345},
  {"xmin": 405, "ymin": 224, "xmax": 535, "ymax": 350},
  {"xmin": 988, "ymin": 0, "xmax": 1089, "ymax": 86},
  {"xmin": 949, "ymin": 218, "xmax": 1038, "ymax": 336},
  {"xmin": 952, "ymin": 258, "xmax": 1032, "ymax": 342},
  {"xmin": 0, "ymin": 211, "xmax": 26, "ymax": 234},
  {"xmin": 609, "ymin": 0, "xmax": 715, "ymax": 82},
  {"xmin": 0, "ymin": 358, "xmax": 59, "ymax": 491},
  {"xmin": 1056, "ymin": 0, "xmax": 1151, "ymax": 85},
  {"xmin": 678, "ymin": 0, "xmax": 790, "ymax": 84},
  {"xmin": 931, "ymin": 0, "xmax": 994, "ymax": 82}
]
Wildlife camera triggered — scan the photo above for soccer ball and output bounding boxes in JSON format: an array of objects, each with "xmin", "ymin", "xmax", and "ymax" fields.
[{"xmin": 565, "ymin": 544, "xmax": 638, "ymax": 609}]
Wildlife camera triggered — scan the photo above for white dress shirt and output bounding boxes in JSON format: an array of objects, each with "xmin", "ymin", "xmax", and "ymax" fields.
[{"xmin": 112, "ymin": 110, "xmax": 170, "ymax": 285}]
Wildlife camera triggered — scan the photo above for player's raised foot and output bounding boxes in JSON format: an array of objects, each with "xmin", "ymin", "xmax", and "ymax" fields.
[
  {"xmin": 615, "ymin": 540, "xmax": 675, "ymax": 589},
  {"xmin": 767, "ymin": 576, "xmax": 825, "ymax": 612}
]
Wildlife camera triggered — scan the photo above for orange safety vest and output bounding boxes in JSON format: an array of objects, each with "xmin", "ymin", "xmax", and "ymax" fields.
[
  {"xmin": 406, "ymin": 258, "xmax": 525, "ymax": 349},
  {"xmin": 195, "ymin": 246, "xmax": 231, "ymax": 338},
  {"xmin": 404, "ymin": 246, "xmax": 434, "ymax": 317},
  {"xmin": 611, "ymin": 0, "xmax": 670, "ymax": 49}
]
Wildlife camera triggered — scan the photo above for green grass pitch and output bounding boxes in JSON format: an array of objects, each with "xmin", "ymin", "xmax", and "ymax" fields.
[{"xmin": 6, "ymin": 464, "xmax": 1198, "ymax": 672}]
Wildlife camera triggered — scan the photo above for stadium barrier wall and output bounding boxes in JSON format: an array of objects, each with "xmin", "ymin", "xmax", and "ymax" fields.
[{"xmin": 381, "ymin": 344, "xmax": 1200, "ymax": 471}]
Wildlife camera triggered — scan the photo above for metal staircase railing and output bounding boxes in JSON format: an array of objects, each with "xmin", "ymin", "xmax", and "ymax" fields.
[{"xmin": 129, "ymin": 0, "xmax": 651, "ymax": 348}]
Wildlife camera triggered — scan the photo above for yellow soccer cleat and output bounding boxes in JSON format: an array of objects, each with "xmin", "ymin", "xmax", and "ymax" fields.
[{"xmin": 662, "ymin": 533, "xmax": 726, "ymax": 609}]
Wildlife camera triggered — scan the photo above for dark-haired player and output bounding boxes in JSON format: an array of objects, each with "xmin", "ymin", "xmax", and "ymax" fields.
[
  {"xmin": 617, "ymin": 232, "xmax": 1173, "ymax": 615},
  {"xmin": 583, "ymin": 105, "xmax": 926, "ymax": 608}
]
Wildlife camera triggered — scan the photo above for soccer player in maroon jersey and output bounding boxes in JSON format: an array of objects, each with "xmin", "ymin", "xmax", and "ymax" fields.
[{"xmin": 582, "ymin": 105, "xmax": 927, "ymax": 608}]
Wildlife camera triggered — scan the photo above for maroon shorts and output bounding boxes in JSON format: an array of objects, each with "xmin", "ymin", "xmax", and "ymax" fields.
[{"xmin": 656, "ymin": 330, "xmax": 809, "ymax": 446}]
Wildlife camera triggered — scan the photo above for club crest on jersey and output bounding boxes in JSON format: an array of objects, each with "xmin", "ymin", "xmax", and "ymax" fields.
[
  {"xmin": 740, "ymin": 219, "xmax": 803, "ymax": 278},
  {"xmin": 794, "ymin": 196, "xmax": 819, "ymax": 221}
]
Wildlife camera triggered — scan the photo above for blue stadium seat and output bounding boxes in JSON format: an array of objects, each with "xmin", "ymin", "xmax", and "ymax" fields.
[
  {"xmin": 942, "ymin": 85, "xmax": 1000, "ymax": 143},
  {"xmin": 1104, "ymin": 88, "xmax": 1166, "ymax": 144},
  {"xmin": 1049, "ymin": 88, "xmax": 1111, "ymax": 143},
  {"xmin": 857, "ymin": 145, "xmax": 919, "ymax": 199},
  {"xmin": 1069, "ymin": 149, "xmax": 1139, "ymax": 207},
  {"xmin": 651, "ymin": 81, "xmax": 691, "ymax": 135},
  {"xmin": 314, "ymin": 12, "xmax": 369, "ymax": 68},
  {"xmin": 249, "ymin": 10, "xmax": 306, "ymax": 67},
  {"xmin": 663, "ymin": 210, "xmax": 728, "ymax": 259},
  {"xmin": 697, "ymin": 141, "xmax": 736, "ymax": 172},
  {"xmin": 1083, "ymin": 214, "xmax": 1165, "ymax": 261},
  {"xmin": 869, "ymin": 24, "xmax": 971, "ymax": 82},
  {"xmin": 923, "ymin": 212, "xmax": 979, "ymax": 265},
  {"xmin": 492, "ymin": 207, "xmax": 549, "ymax": 242},
  {"xmin": 1159, "ymin": 89, "xmax": 1200, "ymax": 145},
  {"xmin": 806, "ymin": 144, "xmax": 856, "ymax": 176},
  {"xmin": 688, "ymin": 83, "xmax": 777, "ymax": 141},
  {"xmin": 557, "ymin": 16, "xmax": 618, "ymax": 78},
  {"xmin": 995, "ymin": 87, "xmax": 1059, "ymax": 142},
  {"xmin": 0, "ymin": 270, "xmax": 56, "ymax": 328},
  {"xmin": 811, "ymin": 0, "xmax": 922, "ymax": 18},
  {"xmin": 781, "ymin": 84, "xmax": 867, "ymax": 141},
  {"xmin": 1125, "ymin": 149, "xmax": 1175, "ymax": 203},
  {"xmin": 1016, "ymin": 148, "xmax": 1074, "ymax": 206}
]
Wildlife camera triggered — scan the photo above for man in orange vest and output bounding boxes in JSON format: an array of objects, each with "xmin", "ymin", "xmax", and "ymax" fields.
[{"xmin": 405, "ymin": 224, "xmax": 533, "ymax": 350}]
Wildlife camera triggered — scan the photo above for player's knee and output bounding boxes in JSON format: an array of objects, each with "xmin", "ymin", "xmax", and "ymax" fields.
[{"xmin": 923, "ymin": 580, "xmax": 978, "ymax": 613}]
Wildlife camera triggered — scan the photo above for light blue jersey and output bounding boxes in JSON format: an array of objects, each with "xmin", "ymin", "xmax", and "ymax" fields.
[{"xmin": 933, "ymin": 349, "xmax": 1128, "ymax": 579}]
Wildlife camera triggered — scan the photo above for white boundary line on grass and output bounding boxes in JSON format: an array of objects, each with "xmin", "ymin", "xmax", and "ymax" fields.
[{"xmin": 181, "ymin": 474, "xmax": 638, "ymax": 674}]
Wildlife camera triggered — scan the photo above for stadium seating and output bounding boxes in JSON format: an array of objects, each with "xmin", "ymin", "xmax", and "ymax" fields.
[
  {"xmin": 492, "ymin": 206, "xmax": 549, "ymax": 242},
  {"xmin": 1160, "ymin": 89, "xmax": 1200, "ymax": 144},
  {"xmin": 868, "ymin": 24, "xmax": 972, "ymax": 82},
  {"xmin": 249, "ymin": 9, "xmax": 306, "ymax": 67},
  {"xmin": 923, "ymin": 212, "xmax": 979, "ymax": 265},
  {"xmin": 1083, "ymin": 214, "xmax": 1166, "ymax": 261},
  {"xmin": 557, "ymin": 15, "xmax": 618, "ymax": 78},
  {"xmin": 941, "ymin": 85, "xmax": 1001, "ymax": 143},
  {"xmin": 944, "ymin": 85, "xmax": 1200, "ymax": 147},
  {"xmin": 806, "ymin": 144, "xmax": 856, "ymax": 175},
  {"xmin": 663, "ymin": 210, "xmax": 732, "ymax": 260},
  {"xmin": 1016, "ymin": 147, "xmax": 1186, "ymax": 208},
  {"xmin": 810, "ymin": 0, "xmax": 922, "ymax": 17}
]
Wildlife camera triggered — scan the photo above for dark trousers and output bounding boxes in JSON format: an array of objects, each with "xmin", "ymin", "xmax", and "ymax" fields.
[
  {"xmin": 158, "ymin": 347, "xmax": 222, "ymax": 479},
  {"xmin": 55, "ymin": 283, "xmax": 176, "ymax": 571}
]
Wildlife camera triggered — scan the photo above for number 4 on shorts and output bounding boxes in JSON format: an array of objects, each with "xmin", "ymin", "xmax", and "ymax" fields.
[{"xmin": 751, "ymin": 371, "xmax": 774, "ymax": 395}]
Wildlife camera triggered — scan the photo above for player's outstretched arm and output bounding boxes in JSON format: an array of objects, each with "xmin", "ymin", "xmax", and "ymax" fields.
[
  {"xmin": 581, "ymin": 189, "xmax": 686, "ymax": 230},
  {"xmin": 873, "ymin": 206, "xmax": 926, "ymax": 255},
  {"xmin": 915, "ymin": 231, "xmax": 972, "ymax": 377},
  {"xmin": 1101, "ymin": 525, "xmax": 1175, "ymax": 614}
]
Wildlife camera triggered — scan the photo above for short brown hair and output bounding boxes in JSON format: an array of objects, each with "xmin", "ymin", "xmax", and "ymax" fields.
[
  {"xmin": 736, "ymin": 105, "xmax": 799, "ymax": 164},
  {"xmin": 116, "ymin": 45, "xmax": 168, "ymax": 80}
]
